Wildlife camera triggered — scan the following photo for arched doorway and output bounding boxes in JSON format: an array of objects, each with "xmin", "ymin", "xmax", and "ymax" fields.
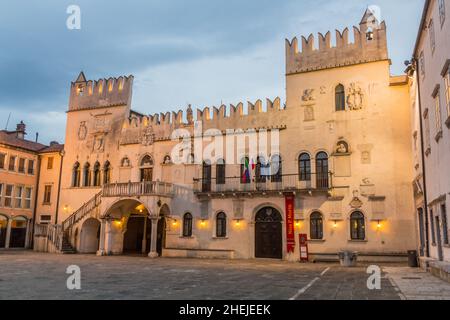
[
  {"xmin": 10, "ymin": 216, "xmax": 28, "ymax": 248},
  {"xmin": 79, "ymin": 218, "xmax": 101, "ymax": 253},
  {"xmin": 255, "ymin": 207, "xmax": 282, "ymax": 259},
  {"xmin": 0, "ymin": 215, "xmax": 8, "ymax": 248},
  {"xmin": 123, "ymin": 215, "xmax": 151, "ymax": 254},
  {"xmin": 157, "ymin": 204, "xmax": 170, "ymax": 256}
]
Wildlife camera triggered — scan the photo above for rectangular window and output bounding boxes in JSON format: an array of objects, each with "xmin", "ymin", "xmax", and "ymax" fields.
[
  {"xmin": 43, "ymin": 185, "xmax": 52, "ymax": 204},
  {"xmin": 439, "ymin": 0, "xmax": 446, "ymax": 27},
  {"xmin": 429, "ymin": 20, "xmax": 435, "ymax": 53},
  {"xmin": 47, "ymin": 157, "xmax": 54, "ymax": 170},
  {"xmin": 0, "ymin": 153, "xmax": 5, "ymax": 169},
  {"xmin": 18, "ymin": 158, "xmax": 26, "ymax": 173},
  {"xmin": 4, "ymin": 185, "xmax": 13, "ymax": 207},
  {"xmin": 419, "ymin": 51, "xmax": 425, "ymax": 78},
  {"xmin": 434, "ymin": 91, "xmax": 442, "ymax": 131},
  {"xmin": 8, "ymin": 156, "xmax": 16, "ymax": 171},
  {"xmin": 423, "ymin": 109, "xmax": 431, "ymax": 154},
  {"xmin": 15, "ymin": 186, "xmax": 23, "ymax": 208},
  {"xmin": 430, "ymin": 209, "xmax": 436, "ymax": 244},
  {"xmin": 0, "ymin": 183, "xmax": 3, "ymax": 207},
  {"xmin": 445, "ymin": 69, "xmax": 450, "ymax": 118},
  {"xmin": 24, "ymin": 187, "xmax": 32, "ymax": 209},
  {"xmin": 40, "ymin": 215, "xmax": 51, "ymax": 224},
  {"xmin": 442, "ymin": 204, "xmax": 449, "ymax": 245},
  {"xmin": 28, "ymin": 159, "xmax": 34, "ymax": 175}
]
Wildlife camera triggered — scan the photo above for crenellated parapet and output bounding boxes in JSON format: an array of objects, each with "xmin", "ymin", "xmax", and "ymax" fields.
[
  {"xmin": 68, "ymin": 72, "xmax": 134, "ymax": 112},
  {"xmin": 286, "ymin": 9, "xmax": 388, "ymax": 75},
  {"xmin": 119, "ymin": 97, "xmax": 285, "ymax": 145}
]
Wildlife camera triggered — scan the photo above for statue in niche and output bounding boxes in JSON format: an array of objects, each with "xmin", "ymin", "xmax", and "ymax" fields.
[
  {"xmin": 163, "ymin": 155, "xmax": 172, "ymax": 164},
  {"xmin": 78, "ymin": 122, "xmax": 87, "ymax": 141},
  {"xmin": 304, "ymin": 106, "xmax": 314, "ymax": 121},
  {"xmin": 301, "ymin": 89, "xmax": 315, "ymax": 102},
  {"xmin": 141, "ymin": 126, "xmax": 154, "ymax": 146},
  {"xmin": 93, "ymin": 135, "xmax": 105, "ymax": 153},
  {"xmin": 347, "ymin": 83, "xmax": 365, "ymax": 110},
  {"xmin": 336, "ymin": 141, "xmax": 349, "ymax": 154},
  {"xmin": 121, "ymin": 157, "xmax": 131, "ymax": 167}
]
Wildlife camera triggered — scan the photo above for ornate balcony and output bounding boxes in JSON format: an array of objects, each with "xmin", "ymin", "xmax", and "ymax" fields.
[
  {"xmin": 193, "ymin": 173, "xmax": 333, "ymax": 198},
  {"xmin": 102, "ymin": 181, "xmax": 175, "ymax": 198}
]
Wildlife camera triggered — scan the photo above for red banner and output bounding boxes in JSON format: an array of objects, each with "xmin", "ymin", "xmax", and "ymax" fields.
[{"xmin": 285, "ymin": 195, "xmax": 295, "ymax": 253}]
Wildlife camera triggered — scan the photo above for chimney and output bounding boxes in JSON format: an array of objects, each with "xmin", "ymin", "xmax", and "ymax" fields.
[{"xmin": 16, "ymin": 121, "xmax": 26, "ymax": 140}]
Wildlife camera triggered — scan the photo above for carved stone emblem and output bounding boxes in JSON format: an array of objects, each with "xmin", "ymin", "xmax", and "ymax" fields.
[
  {"xmin": 350, "ymin": 197, "xmax": 363, "ymax": 209},
  {"xmin": 347, "ymin": 83, "xmax": 365, "ymax": 110},
  {"xmin": 141, "ymin": 126, "xmax": 154, "ymax": 146},
  {"xmin": 301, "ymin": 89, "xmax": 315, "ymax": 102},
  {"xmin": 93, "ymin": 135, "xmax": 105, "ymax": 153},
  {"xmin": 304, "ymin": 106, "xmax": 315, "ymax": 121},
  {"xmin": 78, "ymin": 122, "xmax": 87, "ymax": 140}
]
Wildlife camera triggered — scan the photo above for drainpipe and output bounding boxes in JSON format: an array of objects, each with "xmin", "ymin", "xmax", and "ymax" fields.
[
  {"xmin": 30, "ymin": 155, "xmax": 42, "ymax": 249},
  {"xmin": 54, "ymin": 150, "xmax": 65, "ymax": 224},
  {"xmin": 413, "ymin": 58, "xmax": 430, "ymax": 258}
]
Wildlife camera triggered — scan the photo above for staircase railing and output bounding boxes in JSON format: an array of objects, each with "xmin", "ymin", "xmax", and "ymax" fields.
[
  {"xmin": 61, "ymin": 191, "xmax": 103, "ymax": 231},
  {"xmin": 47, "ymin": 224, "xmax": 63, "ymax": 251}
]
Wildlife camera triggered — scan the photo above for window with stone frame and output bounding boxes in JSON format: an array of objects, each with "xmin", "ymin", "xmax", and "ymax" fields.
[
  {"xmin": 183, "ymin": 213, "xmax": 193, "ymax": 237},
  {"xmin": 28, "ymin": 159, "xmax": 34, "ymax": 175},
  {"xmin": 441, "ymin": 203, "xmax": 449, "ymax": 245},
  {"xmin": 47, "ymin": 157, "xmax": 54, "ymax": 170},
  {"xmin": 18, "ymin": 158, "xmax": 25, "ymax": 173},
  {"xmin": 0, "ymin": 153, "xmax": 5, "ymax": 169},
  {"xmin": 24, "ymin": 187, "xmax": 32, "ymax": 209},
  {"xmin": 15, "ymin": 186, "xmax": 23, "ymax": 208},
  {"xmin": 430, "ymin": 209, "xmax": 436, "ymax": 244},
  {"xmin": 216, "ymin": 159, "xmax": 226, "ymax": 185},
  {"xmin": 216, "ymin": 212, "xmax": 227, "ymax": 238},
  {"xmin": 0, "ymin": 183, "xmax": 3, "ymax": 207},
  {"xmin": 423, "ymin": 108, "xmax": 432, "ymax": 155},
  {"xmin": 310, "ymin": 212, "xmax": 324, "ymax": 240},
  {"xmin": 433, "ymin": 89, "xmax": 443, "ymax": 136},
  {"xmin": 444, "ymin": 67, "xmax": 450, "ymax": 119},
  {"xmin": 8, "ymin": 155, "xmax": 16, "ymax": 171},
  {"xmin": 350, "ymin": 212, "xmax": 366, "ymax": 240},
  {"xmin": 335, "ymin": 84, "xmax": 346, "ymax": 111},
  {"xmin": 4, "ymin": 185, "xmax": 13, "ymax": 207},
  {"xmin": 419, "ymin": 51, "xmax": 425, "ymax": 78},
  {"xmin": 43, "ymin": 185, "xmax": 52, "ymax": 205},
  {"xmin": 439, "ymin": 0, "xmax": 446, "ymax": 27},
  {"xmin": 429, "ymin": 19, "xmax": 436, "ymax": 53}
]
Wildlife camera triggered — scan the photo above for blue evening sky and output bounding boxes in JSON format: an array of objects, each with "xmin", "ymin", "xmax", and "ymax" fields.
[{"xmin": 0, "ymin": 0, "xmax": 424, "ymax": 144}]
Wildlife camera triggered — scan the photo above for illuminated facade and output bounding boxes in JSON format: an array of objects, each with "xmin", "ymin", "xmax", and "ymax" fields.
[{"xmin": 32, "ymin": 10, "xmax": 417, "ymax": 262}]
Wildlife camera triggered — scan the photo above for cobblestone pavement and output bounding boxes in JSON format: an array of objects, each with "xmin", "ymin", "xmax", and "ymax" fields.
[
  {"xmin": 0, "ymin": 251, "xmax": 445, "ymax": 300},
  {"xmin": 383, "ymin": 267, "xmax": 450, "ymax": 300}
]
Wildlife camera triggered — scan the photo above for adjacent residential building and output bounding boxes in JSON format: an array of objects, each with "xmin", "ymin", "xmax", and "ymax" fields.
[
  {"xmin": 409, "ymin": 0, "xmax": 450, "ymax": 267},
  {"xmin": 33, "ymin": 10, "xmax": 417, "ymax": 262},
  {"xmin": 0, "ymin": 122, "xmax": 63, "ymax": 249}
]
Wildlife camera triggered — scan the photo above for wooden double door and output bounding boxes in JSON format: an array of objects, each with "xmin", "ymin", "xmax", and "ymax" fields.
[{"xmin": 255, "ymin": 207, "xmax": 282, "ymax": 259}]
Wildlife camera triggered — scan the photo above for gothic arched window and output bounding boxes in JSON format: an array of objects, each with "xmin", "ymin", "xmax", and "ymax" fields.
[
  {"xmin": 72, "ymin": 162, "xmax": 81, "ymax": 187},
  {"xmin": 83, "ymin": 163, "xmax": 91, "ymax": 187},
  {"xmin": 216, "ymin": 212, "xmax": 227, "ymax": 238},
  {"xmin": 103, "ymin": 161, "xmax": 111, "ymax": 185},
  {"xmin": 310, "ymin": 212, "xmax": 324, "ymax": 240},
  {"xmin": 183, "ymin": 213, "xmax": 193, "ymax": 237},
  {"xmin": 350, "ymin": 212, "xmax": 366, "ymax": 240},
  {"xmin": 93, "ymin": 162, "xmax": 101, "ymax": 187},
  {"xmin": 335, "ymin": 84, "xmax": 345, "ymax": 111},
  {"xmin": 298, "ymin": 153, "xmax": 311, "ymax": 181}
]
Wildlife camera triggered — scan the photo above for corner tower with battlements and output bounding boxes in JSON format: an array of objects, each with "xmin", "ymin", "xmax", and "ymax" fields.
[{"xmin": 286, "ymin": 9, "xmax": 388, "ymax": 75}]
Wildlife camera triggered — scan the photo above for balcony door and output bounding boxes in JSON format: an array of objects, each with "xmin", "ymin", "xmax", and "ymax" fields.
[
  {"xmin": 316, "ymin": 152, "xmax": 329, "ymax": 189},
  {"xmin": 140, "ymin": 155, "xmax": 154, "ymax": 182},
  {"xmin": 202, "ymin": 162, "xmax": 212, "ymax": 192}
]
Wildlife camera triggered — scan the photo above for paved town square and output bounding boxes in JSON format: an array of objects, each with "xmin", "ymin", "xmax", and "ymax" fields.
[{"xmin": 1, "ymin": 251, "xmax": 449, "ymax": 300}]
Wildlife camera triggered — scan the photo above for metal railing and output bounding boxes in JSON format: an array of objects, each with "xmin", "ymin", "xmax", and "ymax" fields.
[
  {"xmin": 102, "ymin": 181, "xmax": 175, "ymax": 198},
  {"xmin": 61, "ymin": 191, "xmax": 103, "ymax": 231},
  {"xmin": 193, "ymin": 173, "xmax": 332, "ymax": 194}
]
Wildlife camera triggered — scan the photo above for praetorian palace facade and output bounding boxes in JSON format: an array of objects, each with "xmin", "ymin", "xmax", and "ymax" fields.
[{"xmin": 32, "ymin": 10, "xmax": 417, "ymax": 262}]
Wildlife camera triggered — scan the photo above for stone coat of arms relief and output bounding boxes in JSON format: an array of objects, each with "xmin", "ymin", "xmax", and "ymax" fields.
[{"xmin": 346, "ymin": 83, "xmax": 365, "ymax": 111}]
